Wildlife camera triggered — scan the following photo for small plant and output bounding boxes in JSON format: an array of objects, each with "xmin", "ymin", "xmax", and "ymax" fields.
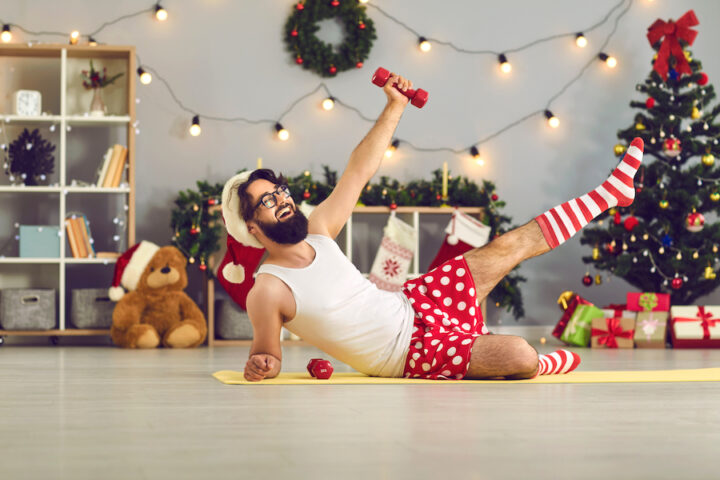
[{"xmin": 81, "ymin": 60, "xmax": 124, "ymax": 89}]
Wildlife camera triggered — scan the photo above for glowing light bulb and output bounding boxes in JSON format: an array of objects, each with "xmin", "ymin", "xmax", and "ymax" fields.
[
  {"xmin": 575, "ymin": 33, "xmax": 587, "ymax": 48},
  {"xmin": 155, "ymin": 4, "xmax": 168, "ymax": 21},
  {"xmin": 598, "ymin": 52, "xmax": 617, "ymax": 68},
  {"xmin": 70, "ymin": 30, "xmax": 80, "ymax": 45},
  {"xmin": 137, "ymin": 67, "xmax": 152, "ymax": 85},
  {"xmin": 275, "ymin": 122, "xmax": 289, "ymax": 141},
  {"xmin": 358, "ymin": 0, "xmax": 369, "ymax": 3},
  {"xmin": 88, "ymin": 37, "xmax": 98, "ymax": 46},
  {"xmin": 322, "ymin": 97, "xmax": 335, "ymax": 111},
  {"xmin": 545, "ymin": 110, "xmax": 560, "ymax": 128},
  {"xmin": 2, "ymin": 25, "xmax": 12, "ymax": 43},
  {"xmin": 385, "ymin": 139, "xmax": 399, "ymax": 158},
  {"xmin": 418, "ymin": 37, "xmax": 431, "ymax": 53},
  {"xmin": 498, "ymin": 54, "xmax": 511, "ymax": 74},
  {"xmin": 189, "ymin": 115, "xmax": 201, "ymax": 136}
]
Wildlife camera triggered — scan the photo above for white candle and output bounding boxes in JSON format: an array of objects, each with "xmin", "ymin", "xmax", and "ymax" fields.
[{"xmin": 257, "ymin": 157, "xmax": 263, "ymax": 169}]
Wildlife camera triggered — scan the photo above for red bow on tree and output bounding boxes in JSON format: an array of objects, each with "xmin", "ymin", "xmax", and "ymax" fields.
[{"xmin": 646, "ymin": 10, "xmax": 699, "ymax": 81}]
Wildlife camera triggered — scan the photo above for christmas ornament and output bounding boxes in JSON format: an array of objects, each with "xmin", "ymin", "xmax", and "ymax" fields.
[
  {"xmin": 698, "ymin": 72, "xmax": 709, "ymax": 85},
  {"xmin": 635, "ymin": 122, "xmax": 646, "ymax": 130},
  {"xmin": 671, "ymin": 277, "xmax": 683, "ymax": 290},
  {"xmin": 684, "ymin": 50, "xmax": 692, "ymax": 62},
  {"xmin": 662, "ymin": 234, "xmax": 673, "ymax": 247},
  {"xmin": 659, "ymin": 199, "xmax": 669, "ymax": 209},
  {"xmin": 663, "ymin": 138, "xmax": 681, "ymax": 157},
  {"xmin": 595, "ymin": 274, "xmax": 602, "ymax": 285},
  {"xmin": 692, "ymin": 106, "xmax": 702, "ymax": 119},
  {"xmin": 705, "ymin": 265, "xmax": 717, "ymax": 280},
  {"xmin": 702, "ymin": 153, "xmax": 715, "ymax": 166},
  {"xmin": 710, "ymin": 192, "xmax": 720, "ymax": 202},
  {"xmin": 284, "ymin": 0, "xmax": 376, "ymax": 78},
  {"xmin": 623, "ymin": 216, "xmax": 639, "ymax": 231},
  {"xmin": 613, "ymin": 211, "xmax": 621, "ymax": 225},
  {"xmin": 582, "ymin": 274, "xmax": 593, "ymax": 286},
  {"xmin": 592, "ymin": 246, "xmax": 600, "ymax": 260},
  {"xmin": 647, "ymin": 9, "xmax": 699, "ymax": 81},
  {"xmin": 685, "ymin": 211, "xmax": 705, "ymax": 232},
  {"xmin": 645, "ymin": 97, "xmax": 655, "ymax": 109},
  {"xmin": 614, "ymin": 144, "xmax": 626, "ymax": 156},
  {"xmin": 491, "ymin": 193, "xmax": 499, "ymax": 201},
  {"xmin": 303, "ymin": 189, "xmax": 310, "ymax": 199}
]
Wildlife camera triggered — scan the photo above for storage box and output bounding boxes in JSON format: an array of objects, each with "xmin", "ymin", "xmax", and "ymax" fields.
[
  {"xmin": 591, "ymin": 310, "xmax": 635, "ymax": 348},
  {"xmin": 70, "ymin": 289, "xmax": 114, "ymax": 328},
  {"xmin": 670, "ymin": 306, "xmax": 720, "ymax": 348},
  {"xmin": 634, "ymin": 311, "xmax": 669, "ymax": 348},
  {"xmin": 0, "ymin": 289, "xmax": 57, "ymax": 330},
  {"xmin": 19, "ymin": 225, "xmax": 60, "ymax": 258},
  {"xmin": 215, "ymin": 299, "xmax": 254, "ymax": 339}
]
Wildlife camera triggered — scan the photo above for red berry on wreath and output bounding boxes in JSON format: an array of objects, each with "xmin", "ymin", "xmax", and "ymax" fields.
[
  {"xmin": 358, "ymin": 22, "xmax": 366, "ymax": 30},
  {"xmin": 296, "ymin": 57, "xmax": 303, "ymax": 64},
  {"xmin": 645, "ymin": 97, "xmax": 655, "ymax": 109},
  {"xmin": 671, "ymin": 277, "xmax": 683, "ymax": 290},
  {"xmin": 390, "ymin": 202, "xmax": 397, "ymax": 210},
  {"xmin": 331, "ymin": 0, "xmax": 340, "ymax": 6},
  {"xmin": 329, "ymin": 65, "xmax": 337, "ymax": 74},
  {"xmin": 296, "ymin": 2, "xmax": 304, "ymax": 10},
  {"xmin": 291, "ymin": 29, "xmax": 298, "ymax": 37},
  {"xmin": 436, "ymin": 194, "xmax": 442, "ymax": 201},
  {"xmin": 698, "ymin": 72, "xmax": 709, "ymax": 85},
  {"xmin": 356, "ymin": 61, "xmax": 363, "ymax": 69},
  {"xmin": 491, "ymin": 193, "xmax": 499, "ymax": 201},
  {"xmin": 199, "ymin": 263, "xmax": 207, "ymax": 271},
  {"xmin": 582, "ymin": 274, "xmax": 593, "ymax": 287}
]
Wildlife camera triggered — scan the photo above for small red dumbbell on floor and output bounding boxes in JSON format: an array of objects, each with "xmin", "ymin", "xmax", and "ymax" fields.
[
  {"xmin": 371, "ymin": 67, "xmax": 429, "ymax": 108},
  {"xmin": 306, "ymin": 358, "xmax": 333, "ymax": 379}
]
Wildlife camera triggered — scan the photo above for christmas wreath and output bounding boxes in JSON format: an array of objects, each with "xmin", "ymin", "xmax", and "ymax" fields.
[{"xmin": 284, "ymin": 0, "xmax": 376, "ymax": 77}]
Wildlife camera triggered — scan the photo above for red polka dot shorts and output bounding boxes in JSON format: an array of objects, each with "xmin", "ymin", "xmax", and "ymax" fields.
[{"xmin": 401, "ymin": 255, "xmax": 488, "ymax": 380}]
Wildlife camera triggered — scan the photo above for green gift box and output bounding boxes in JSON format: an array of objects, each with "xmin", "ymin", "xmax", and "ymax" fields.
[
  {"xmin": 560, "ymin": 304, "xmax": 603, "ymax": 347},
  {"xmin": 19, "ymin": 225, "xmax": 60, "ymax": 258}
]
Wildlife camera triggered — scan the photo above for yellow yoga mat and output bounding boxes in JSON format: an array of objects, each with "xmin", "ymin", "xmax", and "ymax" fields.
[{"xmin": 212, "ymin": 368, "xmax": 720, "ymax": 385}]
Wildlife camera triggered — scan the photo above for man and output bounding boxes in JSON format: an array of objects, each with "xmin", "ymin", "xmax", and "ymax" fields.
[{"xmin": 221, "ymin": 72, "xmax": 644, "ymax": 382}]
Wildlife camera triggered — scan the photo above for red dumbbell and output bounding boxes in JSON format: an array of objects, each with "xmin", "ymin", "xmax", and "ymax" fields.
[
  {"xmin": 307, "ymin": 358, "xmax": 333, "ymax": 379},
  {"xmin": 371, "ymin": 67, "xmax": 428, "ymax": 108}
]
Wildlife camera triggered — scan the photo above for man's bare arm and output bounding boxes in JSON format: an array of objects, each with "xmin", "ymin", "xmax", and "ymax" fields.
[{"xmin": 244, "ymin": 280, "xmax": 283, "ymax": 381}]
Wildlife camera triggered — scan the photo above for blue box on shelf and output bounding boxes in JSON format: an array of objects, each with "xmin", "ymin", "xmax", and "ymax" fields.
[{"xmin": 19, "ymin": 225, "xmax": 60, "ymax": 258}]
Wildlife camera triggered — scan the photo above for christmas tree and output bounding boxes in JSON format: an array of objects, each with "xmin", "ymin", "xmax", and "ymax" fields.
[
  {"xmin": 580, "ymin": 10, "xmax": 720, "ymax": 304},
  {"xmin": 5, "ymin": 128, "xmax": 55, "ymax": 186}
]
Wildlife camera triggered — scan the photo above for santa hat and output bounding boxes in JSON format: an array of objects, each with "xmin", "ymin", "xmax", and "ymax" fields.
[
  {"xmin": 222, "ymin": 170, "xmax": 263, "ymax": 249},
  {"xmin": 108, "ymin": 241, "xmax": 160, "ymax": 301}
]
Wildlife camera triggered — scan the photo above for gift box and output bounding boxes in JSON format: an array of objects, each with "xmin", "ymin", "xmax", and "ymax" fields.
[
  {"xmin": 670, "ymin": 306, "xmax": 720, "ymax": 348},
  {"xmin": 626, "ymin": 292, "xmax": 670, "ymax": 312},
  {"xmin": 634, "ymin": 311, "xmax": 668, "ymax": 348},
  {"xmin": 560, "ymin": 304, "xmax": 603, "ymax": 347},
  {"xmin": 591, "ymin": 309, "xmax": 635, "ymax": 348},
  {"xmin": 19, "ymin": 225, "xmax": 60, "ymax": 258},
  {"xmin": 553, "ymin": 291, "xmax": 592, "ymax": 340}
]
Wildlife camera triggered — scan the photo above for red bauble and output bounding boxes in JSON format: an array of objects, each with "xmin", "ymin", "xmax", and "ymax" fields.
[
  {"xmin": 296, "ymin": 57, "xmax": 304, "ymax": 64},
  {"xmin": 698, "ymin": 72, "xmax": 709, "ymax": 85},
  {"xmin": 356, "ymin": 62, "xmax": 363, "ymax": 69},
  {"xmin": 614, "ymin": 211, "xmax": 622, "ymax": 225},
  {"xmin": 199, "ymin": 264, "xmax": 207, "ymax": 271},
  {"xmin": 623, "ymin": 216, "xmax": 639, "ymax": 231},
  {"xmin": 329, "ymin": 65, "xmax": 337, "ymax": 74},
  {"xmin": 663, "ymin": 138, "xmax": 682, "ymax": 158},
  {"xmin": 645, "ymin": 97, "xmax": 655, "ymax": 109},
  {"xmin": 606, "ymin": 243, "xmax": 615, "ymax": 254},
  {"xmin": 331, "ymin": 0, "xmax": 340, "ymax": 5},
  {"xmin": 671, "ymin": 277, "xmax": 683, "ymax": 290},
  {"xmin": 436, "ymin": 194, "xmax": 442, "ymax": 200},
  {"xmin": 303, "ymin": 190, "xmax": 310, "ymax": 199},
  {"xmin": 291, "ymin": 30, "xmax": 298, "ymax": 37},
  {"xmin": 190, "ymin": 227, "xmax": 197, "ymax": 235},
  {"xmin": 582, "ymin": 274, "xmax": 593, "ymax": 286},
  {"xmin": 686, "ymin": 212, "xmax": 705, "ymax": 232},
  {"xmin": 358, "ymin": 22, "xmax": 366, "ymax": 30},
  {"xmin": 296, "ymin": 2, "xmax": 304, "ymax": 10},
  {"xmin": 390, "ymin": 202, "xmax": 397, "ymax": 210},
  {"xmin": 491, "ymin": 194, "xmax": 499, "ymax": 201}
]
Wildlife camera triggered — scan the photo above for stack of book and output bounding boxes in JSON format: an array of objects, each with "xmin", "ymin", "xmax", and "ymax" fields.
[
  {"xmin": 96, "ymin": 144, "xmax": 128, "ymax": 188},
  {"xmin": 65, "ymin": 214, "xmax": 95, "ymax": 258}
]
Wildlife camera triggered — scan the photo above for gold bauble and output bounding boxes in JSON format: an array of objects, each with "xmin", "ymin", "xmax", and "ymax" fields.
[
  {"xmin": 684, "ymin": 50, "xmax": 692, "ymax": 62},
  {"xmin": 702, "ymin": 154, "xmax": 715, "ymax": 167},
  {"xmin": 659, "ymin": 199, "xmax": 669, "ymax": 209},
  {"xmin": 635, "ymin": 122, "xmax": 646, "ymax": 131},
  {"xmin": 608, "ymin": 207, "xmax": 617, "ymax": 215},
  {"xmin": 614, "ymin": 144, "xmax": 626, "ymax": 156},
  {"xmin": 711, "ymin": 192, "xmax": 720, "ymax": 202},
  {"xmin": 692, "ymin": 107, "xmax": 702, "ymax": 119},
  {"xmin": 592, "ymin": 247, "xmax": 600, "ymax": 260},
  {"xmin": 705, "ymin": 266, "xmax": 717, "ymax": 280},
  {"xmin": 595, "ymin": 274, "xmax": 602, "ymax": 285}
]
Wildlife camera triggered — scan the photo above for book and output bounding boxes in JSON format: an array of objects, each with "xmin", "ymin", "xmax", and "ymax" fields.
[
  {"xmin": 70, "ymin": 217, "xmax": 88, "ymax": 258},
  {"xmin": 95, "ymin": 146, "xmax": 114, "ymax": 187},
  {"xmin": 102, "ymin": 144, "xmax": 124, "ymax": 188},
  {"xmin": 95, "ymin": 252, "xmax": 121, "ymax": 259},
  {"xmin": 65, "ymin": 218, "xmax": 80, "ymax": 258},
  {"xmin": 78, "ymin": 215, "xmax": 95, "ymax": 258},
  {"xmin": 109, "ymin": 146, "xmax": 128, "ymax": 188}
]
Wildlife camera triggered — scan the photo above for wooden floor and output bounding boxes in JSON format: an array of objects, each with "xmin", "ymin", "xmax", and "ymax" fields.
[{"xmin": 0, "ymin": 343, "xmax": 719, "ymax": 480}]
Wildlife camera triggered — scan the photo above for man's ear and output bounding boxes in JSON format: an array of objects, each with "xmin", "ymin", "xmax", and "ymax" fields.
[{"xmin": 246, "ymin": 219, "xmax": 258, "ymax": 235}]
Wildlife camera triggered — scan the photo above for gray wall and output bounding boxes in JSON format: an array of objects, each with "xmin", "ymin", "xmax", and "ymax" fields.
[{"xmin": 3, "ymin": 0, "xmax": 720, "ymax": 326}]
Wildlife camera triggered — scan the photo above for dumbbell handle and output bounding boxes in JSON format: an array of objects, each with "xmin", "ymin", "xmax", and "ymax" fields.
[{"xmin": 371, "ymin": 67, "xmax": 428, "ymax": 108}]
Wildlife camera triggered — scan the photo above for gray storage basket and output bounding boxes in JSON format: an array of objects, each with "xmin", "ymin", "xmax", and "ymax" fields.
[
  {"xmin": 0, "ymin": 289, "xmax": 57, "ymax": 330},
  {"xmin": 215, "ymin": 299, "xmax": 254, "ymax": 339},
  {"xmin": 70, "ymin": 289, "xmax": 115, "ymax": 329}
]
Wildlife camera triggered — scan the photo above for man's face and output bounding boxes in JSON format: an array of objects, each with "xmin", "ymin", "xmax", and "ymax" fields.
[{"xmin": 246, "ymin": 179, "xmax": 308, "ymax": 245}]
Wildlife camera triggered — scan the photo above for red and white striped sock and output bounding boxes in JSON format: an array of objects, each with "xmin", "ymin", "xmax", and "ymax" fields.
[
  {"xmin": 537, "ymin": 349, "xmax": 581, "ymax": 375},
  {"xmin": 535, "ymin": 137, "xmax": 644, "ymax": 249}
]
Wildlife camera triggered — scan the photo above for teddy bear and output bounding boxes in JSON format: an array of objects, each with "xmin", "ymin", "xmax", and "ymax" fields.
[{"xmin": 108, "ymin": 241, "xmax": 207, "ymax": 348}]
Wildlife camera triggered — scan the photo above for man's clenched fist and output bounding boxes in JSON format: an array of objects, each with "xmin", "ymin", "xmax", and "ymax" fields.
[{"xmin": 244, "ymin": 353, "xmax": 280, "ymax": 382}]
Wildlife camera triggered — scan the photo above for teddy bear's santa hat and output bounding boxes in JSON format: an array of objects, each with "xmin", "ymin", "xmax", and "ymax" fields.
[{"xmin": 108, "ymin": 240, "xmax": 160, "ymax": 301}]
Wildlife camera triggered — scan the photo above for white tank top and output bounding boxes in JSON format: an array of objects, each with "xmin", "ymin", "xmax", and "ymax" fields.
[{"xmin": 257, "ymin": 234, "xmax": 414, "ymax": 377}]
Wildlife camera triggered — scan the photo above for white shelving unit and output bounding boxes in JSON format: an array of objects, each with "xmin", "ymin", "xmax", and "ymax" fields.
[{"xmin": 0, "ymin": 44, "xmax": 136, "ymax": 343}]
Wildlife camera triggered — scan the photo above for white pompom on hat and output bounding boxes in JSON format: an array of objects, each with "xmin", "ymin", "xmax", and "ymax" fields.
[
  {"xmin": 108, "ymin": 240, "xmax": 160, "ymax": 301},
  {"xmin": 221, "ymin": 170, "xmax": 263, "ymax": 249}
]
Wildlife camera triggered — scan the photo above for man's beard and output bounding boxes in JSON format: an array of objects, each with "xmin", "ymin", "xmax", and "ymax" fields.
[{"xmin": 256, "ymin": 205, "xmax": 308, "ymax": 244}]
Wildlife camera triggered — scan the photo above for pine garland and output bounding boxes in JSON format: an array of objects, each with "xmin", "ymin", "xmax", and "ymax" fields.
[{"xmin": 284, "ymin": 0, "xmax": 376, "ymax": 77}]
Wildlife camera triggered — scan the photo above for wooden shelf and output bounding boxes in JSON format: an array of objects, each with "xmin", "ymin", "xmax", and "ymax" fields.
[{"xmin": 0, "ymin": 329, "xmax": 110, "ymax": 336}]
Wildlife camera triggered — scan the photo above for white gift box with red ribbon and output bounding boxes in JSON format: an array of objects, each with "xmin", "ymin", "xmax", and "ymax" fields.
[{"xmin": 670, "ymin": 306, "xmax": 720, "ymax": 348}]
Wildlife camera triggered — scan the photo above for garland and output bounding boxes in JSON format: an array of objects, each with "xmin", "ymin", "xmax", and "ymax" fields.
[
  {"xmin": 284, "ymin": 0, "xmax": 376, "ymax": 77},
  {"xmin": 171, "ymin": 169, "xmax": 525, "ymax": 319}
]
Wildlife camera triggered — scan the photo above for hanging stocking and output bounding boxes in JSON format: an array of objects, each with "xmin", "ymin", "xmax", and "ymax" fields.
[
  {"xmin": 368, "ymin": 213, "xmax": 417, "ymax": 292},
  {"xmin": 217, "ymin": 235, "xmax": 265, "ymax": 310},
  {"xmin": 428, "ymin": 210, "xmax": 491, "ymax": 271}
]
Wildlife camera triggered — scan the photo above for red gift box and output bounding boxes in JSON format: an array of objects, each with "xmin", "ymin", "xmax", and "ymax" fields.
[
  {"xmin": 553, "ymin": 291, "xmax": 592, "ymax": 340},
  {"xmin": 626, "ymin": 292, "xmax": 670, "ymax": 312}
]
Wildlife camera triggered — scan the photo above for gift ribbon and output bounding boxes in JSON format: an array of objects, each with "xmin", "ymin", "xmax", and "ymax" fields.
[
  {"xmin": 567, "ymin": 314, "xmax": 591, "ymax": 335},
  {"xmin": 591, "ymin": 317, "xmax": 634, "ymax": 348},
  {"xmin": 646, "ymin": 10, "xmax": 699, "ymax": 81},
  {"xmin": 639, "ymin": 316, "xmax": 660, "ymax": 341},
  {"xmin": 603, "ymin": 304, "xmax": 627, "ymax": 317},
  {"xmin": 638, "ymin": 293, "xmax": 658, "ymax": 312},
  {"xmin": 557, "ymin": 291, "xmax": 576, "ymax": 311},
  {"xmin": 671, "ymin": 306, "xmax": 720, "ymax": 340}
]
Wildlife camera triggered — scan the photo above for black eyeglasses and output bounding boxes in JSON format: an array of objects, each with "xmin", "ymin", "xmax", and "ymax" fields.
[{"xmin": 254, "ymin": 185, "xmax": 292, "ymax": 210}]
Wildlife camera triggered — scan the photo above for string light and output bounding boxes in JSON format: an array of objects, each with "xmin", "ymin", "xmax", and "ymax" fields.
[
  {"xmin": 1, "ymin": 24, "xmax": 11, "ymax": 43},
  {"xmin": 154, "ymin": 4, "xmax": 168, "ymax": 21},
  {"xmin": 575, "ymin": 32, "xmax": 587, "ymax": 48},
  {"xmin": 598, "ymin": 52, "xmax": 617, "ymax": 68},
  {"xmin": 418, "ymin": 37, "xmax": 431, "ymax": 53},
  {"xmin": 137, "ymin": 67, "xmax": 152, "ymax": 85},
  {"xmin": 275, "ymin": 122, "xmax": 289, "ymax": 141},
  {"xmin": 470, "ymin": 146, "xmax": 484, "ymax": 165},
  {"xmin": 189, "ymin": 115, "xmax": 201, "ymax": 136},
  {"xmin": 385, "ymin": 139, "xmax": 399, "ymax": 158},
  {"xmin": 88, "ymin": 36, "xmax": 98, "ymax": 46},
  {"xmin": 498, "ymin": 54, "xmax": 511, "ymax": 74},
  {"xmin": 69, "ymin": 30, "xmax": 80, "ymax": 45},
  {"xmin": 544, "ymin": 110, "xmax": 560, "ymax": 128},
  {"xmin": 322, "ymin": 97, "xmax": 335, "ymax": 111},
  {"xmin": 358, "ymin": 0, "xmax": 369, "ymax": 3}
]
